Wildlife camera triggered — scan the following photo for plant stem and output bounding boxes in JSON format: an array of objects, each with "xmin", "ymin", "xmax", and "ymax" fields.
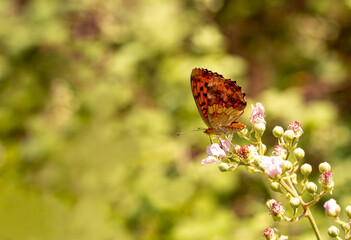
[
  {"xmin": 280, "ymin": 178, "xmax": 322, "ymax": 240},
  {"xmin": 305, "ymin": 208, "xmax": 322, "ymax": 240}
]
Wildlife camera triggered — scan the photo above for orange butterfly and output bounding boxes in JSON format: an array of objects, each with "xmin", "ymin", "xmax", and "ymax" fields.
[{"xmin": 191, "ymin": 68, "xmax": 247, "ymax": 135}]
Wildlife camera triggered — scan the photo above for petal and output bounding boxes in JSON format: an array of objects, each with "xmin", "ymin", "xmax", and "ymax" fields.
[{"xmin": 201, "ymin": 156, "xmax": 219, "ymax": 166}]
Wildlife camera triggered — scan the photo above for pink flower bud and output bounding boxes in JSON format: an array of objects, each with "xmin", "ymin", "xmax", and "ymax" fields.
[
  {"xmin": 263, "ymin": 228, "xmax": 275, "ymax": 239},
  {"xmin": 324, "ymin": 199, "xmax": 340, "ymax": 217}
]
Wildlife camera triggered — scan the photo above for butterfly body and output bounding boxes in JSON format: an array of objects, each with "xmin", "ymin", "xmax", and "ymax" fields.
[{"xmin": 191, "ymin": 68, "xmax": 247, "ymax": 135}]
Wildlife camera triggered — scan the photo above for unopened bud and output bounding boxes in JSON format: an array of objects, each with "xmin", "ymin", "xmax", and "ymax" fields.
[
  {"xmin": 319, "ymin": 171, "xmax": 334, "ymax": 191},
  {"xmin": 345, "ymin": 205, "xmax": 351, "ymax": 218},
  {"xmin": 319, "ymin": 162, "xmax": 331, "ymax": 173},
  {"xmin": 271, "ymin": 182, "xmax": 281, "ymax": 192},
  {"xmin": 233, "ymin": 144, "xmax": 241, "ymax": 153},
  {"xmin": 301, "ymin": 164, "xmax": 312, "ymax": 176},
  {"xmin": 237, "ymin": 128, "xmax": 248, "ymax": 138},
  {"xmin": 293, "ymin": 148, "xmax": 305, "ymax": 161},
  {"xmin": 306, "ymin": 182, "xmax": 318, "ymax": 194},
  {"xmin": 262, "ymin": 144, "xmax": 267, "ymax": 154},
  {"xmin": 269, "ymin": 201, "xmax": 285, "ymax": 221},
  {"xmin": 263, "ymin": 228, "xmax": 276, "ymax": 240},
  {"xmin": 273, "ymin": 126, "xmax": 284, "ymax": 138},
  {"xmin": 283, "ymin": 130, "xmax": 295, "ymax": 142},
  {"xmin": 324, "ymin": 199, "xmax": 340, "ymax": 217},
  {"xmin": 254, "ymin": 123, "xmax": 266, "ymax": 136},
  {"xmin": 291, "ymin": 173, "xmax": 297, "ymax": 184},
  {"xmin": 328, "ymin": 226, "xmax": 340, "ymax": 237},
  {"xmin": 282, "ymin": 161, "xmax": 292, "ymax": 173},
  {"xmin": 289, "ymin": 198, "xmax": 300, "ymax": 208},
  {"xmin": 218, "ymin": 162, "xmax": 230, "ymax": 172},
  {"xmin": 266, "ymin": 199, "xmax": 277, "ymax": 209}
]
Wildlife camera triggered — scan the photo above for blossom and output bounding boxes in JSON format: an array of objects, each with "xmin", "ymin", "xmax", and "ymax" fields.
[
  {"xmin": 259, "ymin": 156, "xmax": 285, "ymax": 178},
  {"xmin": 250, "ymin": 102, "xmax": 266, "ymax": 124},
  {"xmin": 218, "ymin": 134, "xmax": 232, "ymax": 154},
  {"xmin": 263, "ymin": 228, "xmax": 275, "ymax": 239},
  {"xmin": 320, "ymin": 171, "xmax": 333, "ymax": 185},
  {"xmin": 236, "ymin": 144, "xmax": 258, "ymax": 163},
  {"xmin": 206, "ymin": 143, "xmax": 226, "ymax": 158},
  {"xmin": 270, "ymin": 201, "xmax": 285, "ymax": 217},
  {"xmin": 201, "ymin": 156, "xmax": 220, "ymax": 166},
  {"xmin": 272, "ymin": 145, "xmax": 287, "ymax": 159},
  {"xmin": 324, "ymin": 199, "xmax": 340, "ymax": 217},
  {"xmin": 319, "ymin": 171, "xmax": 334, "ymax": 192},
  {"xmin": 288, "ymin": 121, "xmax": 304, "ymax": 137}
]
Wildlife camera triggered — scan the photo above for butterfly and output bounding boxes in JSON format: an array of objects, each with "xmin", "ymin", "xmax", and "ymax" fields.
[{"xmin": 191, "ymin": 68, "xmax": 247, "ymax": 135}]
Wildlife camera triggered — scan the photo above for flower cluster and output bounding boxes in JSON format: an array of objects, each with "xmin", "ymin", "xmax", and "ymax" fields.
[{"xmin": 198, "ymin": 102, "xmax": 340, "ymax": 239}]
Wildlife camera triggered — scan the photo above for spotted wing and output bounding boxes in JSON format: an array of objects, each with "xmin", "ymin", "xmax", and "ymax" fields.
[
  {"xmin": 207, "ymin": 76, "xmax": 247, "ymax": 128},
  {"xmin": 190, "ymin": 68, "xmax": 226, "ymax": 128}
]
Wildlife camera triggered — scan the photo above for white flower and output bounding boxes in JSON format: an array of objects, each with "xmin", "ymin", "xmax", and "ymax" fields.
[
  {"xmin": 288, "ymin": 121, "xmax": 304, "ymax": 137},
  {"xmin": 259, "ymin": 156, "xmax": 284, "ymax": 178},
  {"xmin": 206, "ymin": 143, "xmax": 226, "ymax": 158},
  {"xmin": 218, "ymin": 134, "xmax": 232, "ymax": 154},
  {"xmin": 250, "ymin": 102, "xmax": 266, "ymax": 124},
  {"xmin": 201, "ymin": 156, "xmax": 220, "ymax": 166}
]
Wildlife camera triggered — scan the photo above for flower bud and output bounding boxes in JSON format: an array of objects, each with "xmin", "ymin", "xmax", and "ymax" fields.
[
  {"xmin": 328, "ymin": 226, "xmax": 340, "ymax": 237},
  {"xmin": 282, "ymin": 161, "xmax": 292, "ymax": 173},
  {"xmin": 273, "ymin": 126, "xmax": 284, "ymax": 138},
  {"xmin": 266, "ymin": 199, "xmax": 277, "ymax": 209},
  {"xmin": 237, "ymin": 128, "xmax": 248, "ymax": 138},
  {"xmin": 346, "ymin": 205, "xmax": 351, "ymax": 218},
  {"xmin": 233, "ymin": 144, "xmax": 241, "ymax": 153},
  {"xmin": 254, "ymin": 122, "xmax": 266, "ymax": 136},
  {"xmin": 293, "ymin": 148, "xmax": 305, "ymax": 161},
  {"xmin": 263, "ymin": 228, "xmax": 276, "ymax": 240},
  {"xmin": 289, "ymin": 197, "xmax": 301, "ymax": 208},
  {"xmin": 324, "ymin": 199, "xmax": 341, "ymax": 217},
  {"xmin": 300, "ymin": 163, "xmax": 312, "ymax": 176},
  {"xmin": 253, "ymin": 156, "xmax": 261, "ymax": 167},
  {"xmin": 319, "ymin": 171, "xmax": 334, "ymax": 192},
  {"xmin": 271, "ymin": 182, "xmax": 281, "ymax": 192},
  {"xmin": 319, "ymin": 162, "xmax": 331, "ymax": 173},
  {"xmin": 218, "ymin": 162, "xmax": 230, "ymax": 172},
  {"xmin": 290, "ymin": 173, "xmax": 297, "ymax": 184},
  {"xmin": 269, "ymin": 201, "xmax": 285, "ymax": 221},
  {"xmin": 283, "ymin": 130, "xmax": 295, "ymax": 142},
  {"xmin": 262, "ymin": 144, "xmax": 267, "ymax": 154},
  {"xmin": 306, "ymin": 182, "xmax": 318, "ymax": 194}
]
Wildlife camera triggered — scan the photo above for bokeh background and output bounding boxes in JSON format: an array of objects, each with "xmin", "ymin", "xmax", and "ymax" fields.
[{"xmin": 0, "ymin": 0, "xmax": 350, "ymax": 239}]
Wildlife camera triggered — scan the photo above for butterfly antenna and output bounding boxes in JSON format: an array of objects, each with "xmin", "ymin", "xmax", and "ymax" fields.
[{"xmin": 176, "ymin": 128, "xmax": 205, "ymax": 136}]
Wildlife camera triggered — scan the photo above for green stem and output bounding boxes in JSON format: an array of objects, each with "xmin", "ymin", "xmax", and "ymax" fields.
[
  {"xmin": 280, "ymin": 178, "xmax": 322, "ymax": 240},
  {"xmin": 305, "ymin": 208, "xmax": 322, "ymax": 240}
]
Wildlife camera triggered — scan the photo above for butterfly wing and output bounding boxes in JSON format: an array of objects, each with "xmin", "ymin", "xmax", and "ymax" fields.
[
  {"xmin": 207, "ymin": 76, "xmax": 246, "ymax": 127},
  {"xmin": 191, "ymin": 68, "xmax": 225, "ymax": 128}
]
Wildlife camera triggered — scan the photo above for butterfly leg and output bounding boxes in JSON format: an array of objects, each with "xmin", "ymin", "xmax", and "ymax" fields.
[
  {"xmin": 208, "ymin": 135, "xmax": 214, "ymax": 144},
  {"xmin": 225, "ymin": 135, "xmax": 236, "ymax": 149}
]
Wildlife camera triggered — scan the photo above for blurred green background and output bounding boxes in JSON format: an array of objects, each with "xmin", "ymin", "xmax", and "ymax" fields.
[{"xmin": 0, "ymin": 0, "xmax": 350, "ymax": 239}]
